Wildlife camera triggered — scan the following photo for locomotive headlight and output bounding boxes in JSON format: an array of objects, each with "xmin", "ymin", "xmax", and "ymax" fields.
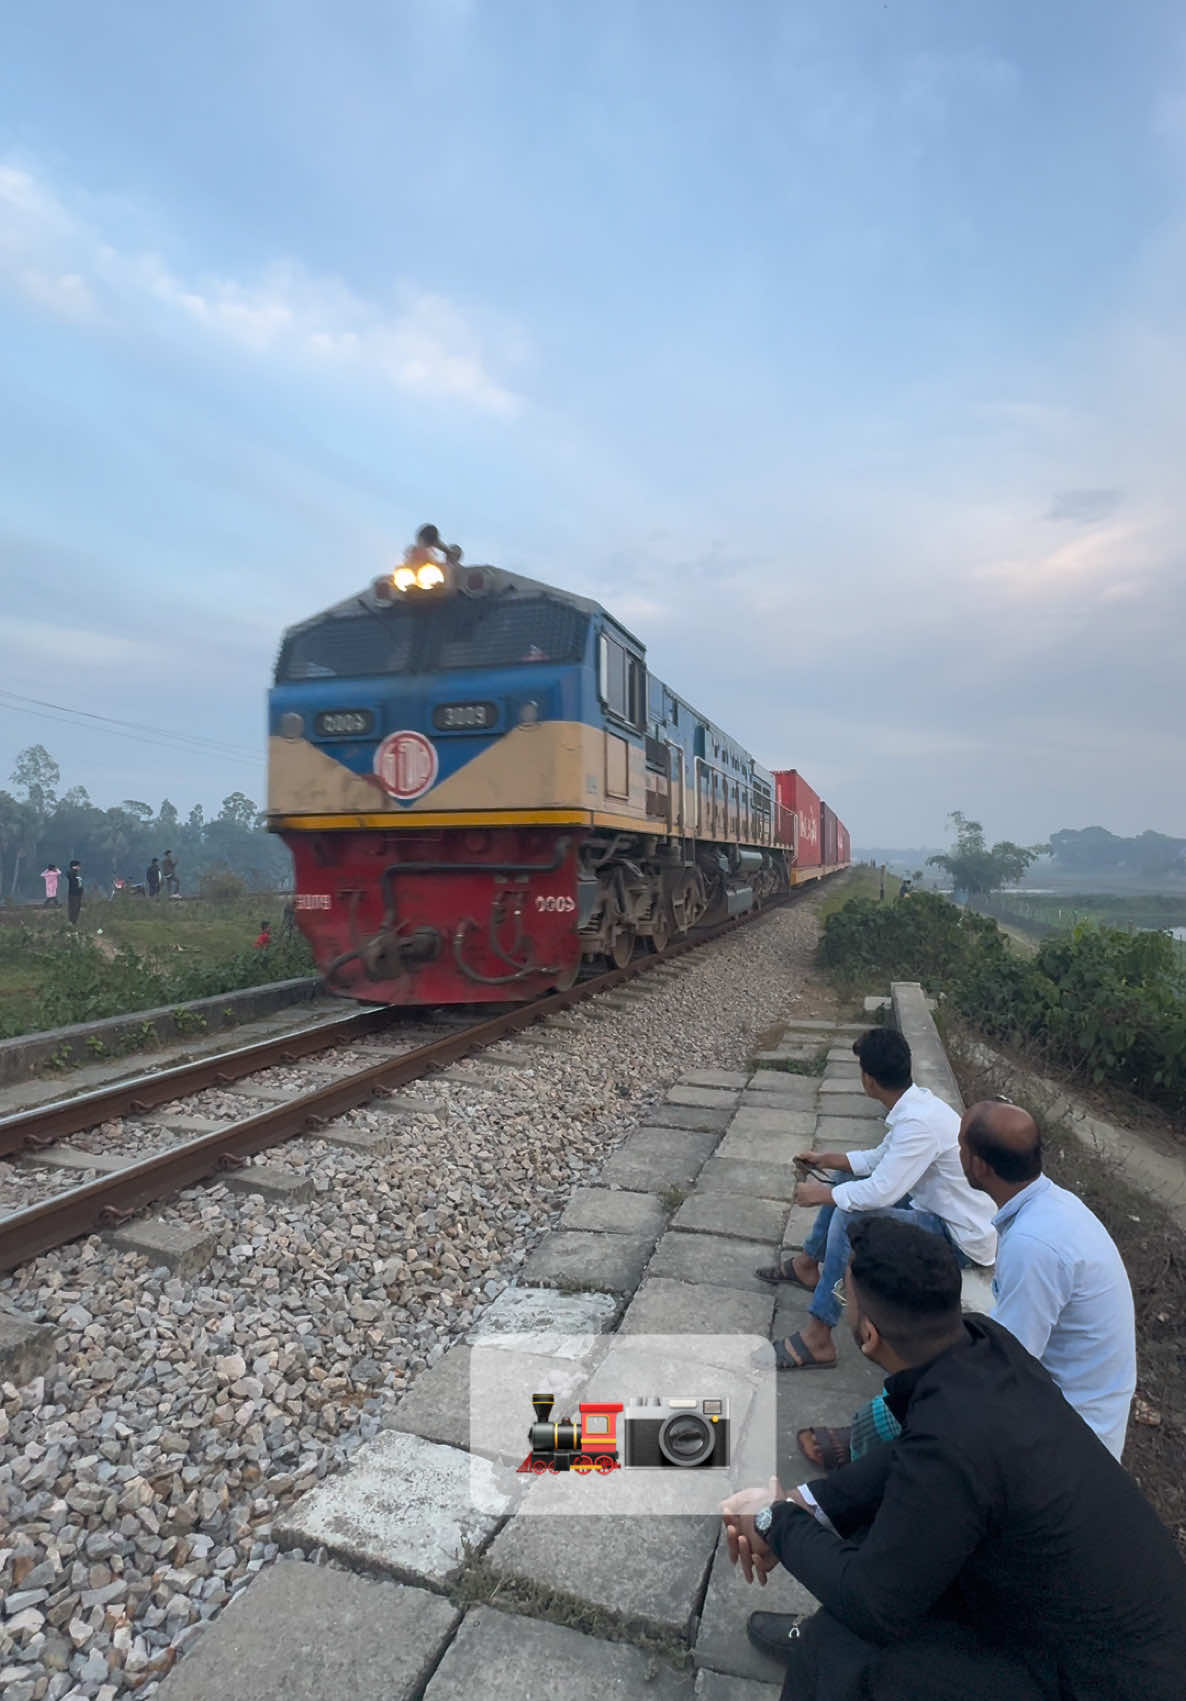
[
  {"xmin": 393, "ymin": 565, "xmax": 417, "ymax": 591},
  {"xmin": 416, "ymin": 562, "xmax": 446, "ymax": 590}
]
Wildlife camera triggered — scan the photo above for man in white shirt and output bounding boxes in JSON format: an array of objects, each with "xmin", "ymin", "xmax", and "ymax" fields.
[
  {"xmin": 959, "ymin": 1098, "xmax": 1136, "ymax": 1459},
  {"xmin": 755, "ymin": 1027, "xmax": 997, "ymax": 1370}
]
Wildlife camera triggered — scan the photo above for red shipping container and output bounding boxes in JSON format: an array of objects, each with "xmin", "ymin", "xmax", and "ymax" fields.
[
  {"xmin": 820, "ymin": 802, "xmax": 839, "ymax": 867},
  {"xmin": 836, "ymin": 821, "xmax": 851, "ymax": 866},
  {"xmin": 773, "ymin": 770, "xmax": 821, "ymax": 867}
]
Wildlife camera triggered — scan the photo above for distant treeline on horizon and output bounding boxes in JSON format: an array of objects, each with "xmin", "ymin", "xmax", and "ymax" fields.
[{"xmin": 857, "ymin": 826, "xmax": 1186, "ymax": 881}]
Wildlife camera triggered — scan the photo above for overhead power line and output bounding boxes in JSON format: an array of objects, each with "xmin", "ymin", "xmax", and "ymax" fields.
[{"xmin": 0, "ymin": 689, "xmax": 265, "ymax": 767}]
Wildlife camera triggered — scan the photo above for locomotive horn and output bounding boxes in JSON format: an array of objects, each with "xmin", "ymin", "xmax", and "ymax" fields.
[{"xmin": 532, "ymin": 1392, "xmax": 555, "ymax": 1423}]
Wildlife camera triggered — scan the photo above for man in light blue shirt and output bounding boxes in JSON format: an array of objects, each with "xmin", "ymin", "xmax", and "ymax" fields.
[{"xmin": 959, "ymin": 1099, "xmax": 1136, "ymax": 1459}]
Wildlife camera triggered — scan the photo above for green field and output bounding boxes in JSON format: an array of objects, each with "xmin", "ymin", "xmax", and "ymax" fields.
[
  {"xmin": 1003, "ymin": 893, "xmax": 1186, "ymax": 932},
  {"xmin": 0, "ymin": 895, "xmax": 312, "ymax": 1039},
  {"xmin": 974, "ymin": 891, "xmax": 1186, "ymax": 974}
]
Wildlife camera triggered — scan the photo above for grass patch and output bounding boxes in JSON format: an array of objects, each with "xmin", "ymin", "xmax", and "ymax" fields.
[
  {"xmin": 547, "ymin": 1277, "xmax": 622, "ymax": 1296},
  {"xmin": 817, "ymin": 866, "xmax": 901, "ymax": 923},
  {"xmin": 449, "ymin": 1557, "xmax": 692, "ymax": 1670},
  {"xmin": 0, "ymin": 899, "xmax": 313, "ymax": 1040},
  {"xmin": 658, "ymin": 1184, "xmax": 689, "ymax": 1211}
]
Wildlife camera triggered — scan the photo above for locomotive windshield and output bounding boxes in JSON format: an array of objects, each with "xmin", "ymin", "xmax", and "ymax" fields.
[{"xmin": 276, "ymin": 595, "xmax": 589, "ymax": 681}]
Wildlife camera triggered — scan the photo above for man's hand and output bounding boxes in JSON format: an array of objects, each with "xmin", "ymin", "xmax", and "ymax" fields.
[
  {"xmin": 796, "ymin": 1150, "xmax": 851, "ymax": 1173},
  {"xmin": 722, "ymin": 1478, "xmax": 785, "ymax": 1585},
  {"xmin": 796, "ymin": 1179, "xmax": 833, "ymax": 1207}
]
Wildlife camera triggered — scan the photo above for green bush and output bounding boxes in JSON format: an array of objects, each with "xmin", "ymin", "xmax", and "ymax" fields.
[{"xmin": 819, "ymin": 895, "xmax": 1186, "ymax": 1117}]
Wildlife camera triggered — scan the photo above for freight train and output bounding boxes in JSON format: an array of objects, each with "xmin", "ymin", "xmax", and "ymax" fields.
[{"xmin": 266, "ymin": 526, "xmax": 850, "ymax": 1006}]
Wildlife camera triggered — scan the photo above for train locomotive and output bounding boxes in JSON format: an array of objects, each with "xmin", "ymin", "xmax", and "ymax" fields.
[{"xmin": 267, "ymin": 526, "xmax": 850, "ymax": 1006}]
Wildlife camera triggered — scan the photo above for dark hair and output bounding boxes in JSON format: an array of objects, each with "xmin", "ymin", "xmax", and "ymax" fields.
[
  {"xmin": 963, "ymin": 1108, "xmax": 1042, "ymax": 1184},
  {"xmin": 69, "ymin": 860, "xmax": 80, "ymax": 868},
  {"xmin": 260, "ymin": 920, "xmax": 269, "ymax": 930},
  {"xmin": 851, "ymin": 1027, "xmax": 912, "ymax": 1090},
  {"xmin": 848, "ymin": 1216, "xmax": 962, "ymax": 1353}
]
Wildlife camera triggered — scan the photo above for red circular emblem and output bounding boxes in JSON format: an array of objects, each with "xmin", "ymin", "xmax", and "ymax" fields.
[{"xmin": 373, "ymin": 730, "xmax": 439, "ymax": 801}]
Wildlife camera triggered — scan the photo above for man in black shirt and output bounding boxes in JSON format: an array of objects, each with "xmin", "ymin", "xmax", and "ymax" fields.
[
  {"xmin": 66, "ymin": 860, "xmax": 84, "ymax": 925},
  {"xmin": 722, "ymin": 1216, "xmax": 1186, "ymax": 1700}
]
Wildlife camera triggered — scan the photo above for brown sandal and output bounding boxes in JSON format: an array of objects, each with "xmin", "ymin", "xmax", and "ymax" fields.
[
  {"xmin": 797, "ymin": 1426, "xmax": 852, "ymax": 1470},
  {"xmin": 754, "ymin": 1254, "xmax": 815, "ymax": 1292},
  {"xmin": 772, "ymin": 1332, "xmax": 836, "ymax": 1371}
]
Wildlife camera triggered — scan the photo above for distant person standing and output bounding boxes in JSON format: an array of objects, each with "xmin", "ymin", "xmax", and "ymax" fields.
[
  {"xmin": 255, "ymin": 920, "xmax": 271, "ymax": 949},
  {"xmin": 146, "ymin": 857, "xmax": 162, "ymax": 898},
  {"xmin": 41, "ymin": 864, "xmax": 61, "ymax": 907},
  {"xmin": 162, "ymin": 850, "xmax": 179, "ymax": 895},
  {"xmin": 66, "ymin": 860, "xmax": 83, "ymax": 925}
]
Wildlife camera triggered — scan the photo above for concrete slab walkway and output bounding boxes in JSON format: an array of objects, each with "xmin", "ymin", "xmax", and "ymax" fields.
[{"xmin": 158, "ymin": 1020, "xmax": 906, "ymax": 1698}]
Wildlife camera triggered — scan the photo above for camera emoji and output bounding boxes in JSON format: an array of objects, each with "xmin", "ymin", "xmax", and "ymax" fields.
[{"xmin": 620, "ymin": 1397, "xmax": 730, "ymax": 1469}]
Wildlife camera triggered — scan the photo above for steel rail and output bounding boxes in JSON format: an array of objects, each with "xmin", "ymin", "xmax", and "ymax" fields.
[
  {"xmin": 0, "ymin": 899, "xmax": 787, "ymax": 1272},
  {"xmin": 0, "ymin": 1005, "xmax": 403, "ymax": 1161}
]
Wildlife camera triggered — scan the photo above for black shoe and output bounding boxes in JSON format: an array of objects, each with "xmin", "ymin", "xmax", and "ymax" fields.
[{"xmin": 747, "ymin": 1610, "xmax": 805, "ymax": 1663}]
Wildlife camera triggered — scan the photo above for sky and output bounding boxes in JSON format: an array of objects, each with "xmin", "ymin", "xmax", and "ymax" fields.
[{"xmin": 2, "ymin": 0, "xmax": 1185, "ymax": 848}]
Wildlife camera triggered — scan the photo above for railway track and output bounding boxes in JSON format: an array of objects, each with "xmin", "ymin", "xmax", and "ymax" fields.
[{"xmin": 0, "ymin": 899, "xmax": 789, "ymax": 1273}]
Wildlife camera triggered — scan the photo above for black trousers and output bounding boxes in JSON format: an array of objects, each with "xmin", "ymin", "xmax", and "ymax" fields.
[
  {"xmin": 67, "ymin": 894, "xmax": 82, "ymax": 923},
  {"xmin": 781, "ymin": 1610, "xmax": 1055, "ymax": 1701}
]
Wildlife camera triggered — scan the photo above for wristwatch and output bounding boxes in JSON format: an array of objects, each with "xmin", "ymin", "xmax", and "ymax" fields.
[{"xmin": 754, "ymin": 1504, "xmax": 774, "ymax": 1535}]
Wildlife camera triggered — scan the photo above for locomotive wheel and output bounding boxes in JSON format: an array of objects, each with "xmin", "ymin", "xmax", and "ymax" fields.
[
  {"xmin": 608, "ymin": 922, "xmax": 636, "ymax": 969},
  {"xmin": 649, "ymin": 910, "xmax": 671, "ymax": 954},
  {"xmin": 572, "ymin": 1455, "xmax": 594, "ymax": 1474},
  {"xmin": 530, "ymin": 1459, "xmax": 549, "ymax": 1473},
  {"xmin": 594, "ymin": 1455, "xmax": 616, "ymax": 1474}
]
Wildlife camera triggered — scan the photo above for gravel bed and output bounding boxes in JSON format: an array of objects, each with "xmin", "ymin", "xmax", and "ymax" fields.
[
  {"xmin": 0, "ymin": 898, "xmax": 822, "ymax": 1699},
  {"xmin": 0, "ymin": 1164, "xmax": 76, "ymax": 1216}
]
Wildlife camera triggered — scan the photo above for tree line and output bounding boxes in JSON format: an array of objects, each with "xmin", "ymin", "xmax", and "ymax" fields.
[
  {"xmin": 1049, "ymin": 826, "xmax": 1186, "ymax": 877},
  {"xmin": 0, "ymin": 744, "xmax": 292, "ymax": 900}
]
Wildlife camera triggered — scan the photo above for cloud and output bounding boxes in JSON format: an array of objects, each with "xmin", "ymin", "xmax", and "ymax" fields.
[
  {"xmin": 0, "ymin": 161, "xmax": 524, "ymax": 415},
  {"xmin": 0, "ymin": 614, "xmax": 149, "ymax": 669},
  {"xmin": 1046, "ymin": 487, "xmax": 1123, "ymax": 523}
]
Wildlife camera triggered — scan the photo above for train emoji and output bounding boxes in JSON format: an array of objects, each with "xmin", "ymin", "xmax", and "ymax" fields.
[{"xmin": 517, "ymin": 1392, "xmax": 730, "ymax": 1474}]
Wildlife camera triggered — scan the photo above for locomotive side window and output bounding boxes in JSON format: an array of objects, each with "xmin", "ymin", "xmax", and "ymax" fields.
[{"xmin": 599, "ymin": 633, "xmax": 645, "ymax": 731}]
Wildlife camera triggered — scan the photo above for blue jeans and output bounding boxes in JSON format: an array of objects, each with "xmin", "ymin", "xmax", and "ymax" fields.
[{"xmin": 802, "ymin": 1190, "xmax": 971, "ymax": 1329}]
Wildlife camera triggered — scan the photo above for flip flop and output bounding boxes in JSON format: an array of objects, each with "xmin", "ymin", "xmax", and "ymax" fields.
[
  {"xmin": 797, "ymin": 1426, "xmax": 852, "ymax": 1470},
  {"xmin": 754, "ymin": 1254, "xmax": 815, "ymax": 1291},
  {"xmin": 772, "ymin": 1332, "xmax": 836, "ymax": 1371}
]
